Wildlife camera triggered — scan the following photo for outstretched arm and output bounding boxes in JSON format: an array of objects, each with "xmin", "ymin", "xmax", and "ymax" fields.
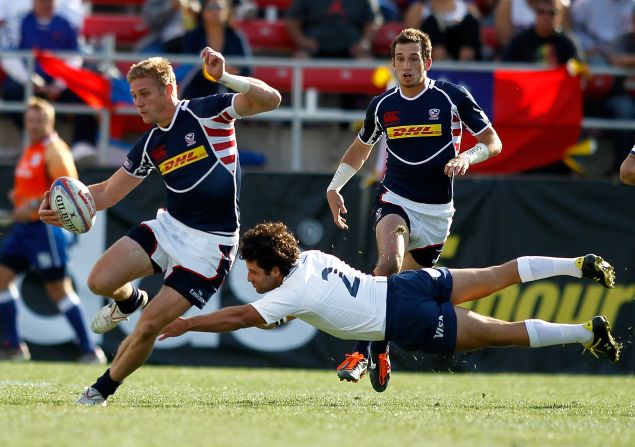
[
  {"xmin": 200, "ymin": 47, "xmax": 281, "ymax": 116},
  {"xmin": 158, "ymin": 304, "xmax": 266, "ymax": 339}
]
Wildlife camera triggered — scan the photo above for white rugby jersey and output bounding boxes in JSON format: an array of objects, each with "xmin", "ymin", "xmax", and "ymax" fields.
[{"xmin": 250, "ymin": 250, "xmax": 388, "ymax": 341}]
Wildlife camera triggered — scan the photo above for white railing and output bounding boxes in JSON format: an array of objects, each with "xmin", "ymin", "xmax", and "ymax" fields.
[{"xmin": 1, "ymin": 41, "xmax": 634, "ymax": 170}]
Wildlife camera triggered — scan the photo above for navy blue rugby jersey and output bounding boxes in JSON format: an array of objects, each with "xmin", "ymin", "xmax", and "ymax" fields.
[
  {"xmin": 123, "ymin": 94, "xmax": 241, "ymax": 235},
  {"xmin": 359, "ymin": 79, "xmax": 490, "ymax": 204}
]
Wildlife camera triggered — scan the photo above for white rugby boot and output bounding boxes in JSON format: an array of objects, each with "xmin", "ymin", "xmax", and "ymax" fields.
[
  {"xmin": 90, "ymin": 290, "xmax": 149, "ymax": 334},
  {"xmin": 76, "ymin": 387, "xmax": 107, "ymax": 406}
]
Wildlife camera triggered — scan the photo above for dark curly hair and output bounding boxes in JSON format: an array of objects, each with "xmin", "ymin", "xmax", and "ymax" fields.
[
  {"xmin": 239, "ymin": 222, "xmax": 300, "ymax": 276},
  {"xmin": 390, "ymin": 28, "xmax": 432, "ymax": 61}
]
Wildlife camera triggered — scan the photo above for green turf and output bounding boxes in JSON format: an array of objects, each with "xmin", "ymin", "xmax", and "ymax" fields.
[{"xmin": 0, "ymin": 362, "xmax": 633, "ymax": 447}]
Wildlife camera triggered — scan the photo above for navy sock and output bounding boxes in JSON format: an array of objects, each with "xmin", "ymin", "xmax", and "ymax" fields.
[
  {"xmin": 352, "ymin": 341, "xmax": 370, "ymax": 358},
  {"xmin": 92, "ymin": 369, "xmax": 121, "ymax": 398},
  {"xmin": 63, "ymin": 305, "xmax": 94, "ymax": 353},
  {"xmin": 370, "ymin": 340, "xmax": 389, "ymax": 356},
  {"xmin": 117, "ymin": 286, "xmax": 143, "ymax": 314},
  {"xmin": 0, "ymin": 299, "xmax": 20, "ymax": 348}
]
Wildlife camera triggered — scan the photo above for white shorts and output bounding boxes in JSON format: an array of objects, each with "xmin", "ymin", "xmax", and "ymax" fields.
[
  {"xmin": 132, "ymin": 209, "xmax": 238, "ymax": 308},
  {"xmin": 374, "ymin": 188, "xmax": 455, "ymax": 265}
]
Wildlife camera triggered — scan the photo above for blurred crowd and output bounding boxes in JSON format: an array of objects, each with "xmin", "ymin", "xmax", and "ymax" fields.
[{"xmin": 0, "ymin": 0, "xmax": 634, "ymax": 174}]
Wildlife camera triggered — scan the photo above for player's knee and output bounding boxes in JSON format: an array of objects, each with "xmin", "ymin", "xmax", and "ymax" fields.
[
  {"xmin": 134, "ymin": 317, "xmax": 163, "ymax": 339},
  {"xmin": 86, "ymin": 270, "xmax": 109, "ymax": 296}
]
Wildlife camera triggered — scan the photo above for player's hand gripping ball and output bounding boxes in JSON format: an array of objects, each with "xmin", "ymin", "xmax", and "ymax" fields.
[{"xmin": 49, "ymin": 177, "xmax": 96, "ymax": 234}]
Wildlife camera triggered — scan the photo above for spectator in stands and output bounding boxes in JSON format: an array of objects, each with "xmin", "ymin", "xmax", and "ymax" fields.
[
  {"xmin": 179, "ymin": 0, "xmax": 252, "ymax": 99},
  {"xmin": 406, "ymin": 0, "xmax": 483, "ymax": 60},
  {"xmin": 0, "ymin": 0, "xmax": 84, "ymax": 39},
  {"xmin": 138, "ymin": 0, "xmax": 200, "ymax": 53},
  {"xmin": 0, "ymin": 0, "xmax": 97, "ymax": 150},
  {"xmin": 571, "ymin": 0, "xmax": 634, "ymax": 66},
  {"xmin": 494, "ymin": 0, "xmax": 539, "ymax": 48},
  {"xmin": 474, "ymin": 0, "xmax": 498, "ymax": 20},
  {"xmin": 379, "ymin": 0, "xmax": 404, "ymax": 22},
  {"xmin": 501, "ymin": 0, "xmax": 580, "ymax": 66},
  {"xmin": 285, "ymin": 0, "xmax": 382, "ymax": 59},
  {"xmin": 604, "ymin": 6, "xmax": 635, "ymax": 173}
]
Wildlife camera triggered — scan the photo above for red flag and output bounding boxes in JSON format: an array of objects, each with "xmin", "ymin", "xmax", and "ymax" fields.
[
  {"xmin": 471, "ymin": 67, "xmax": 582, "ymax": 173},
  {"xmin": 35, "ymin": 50, "xmax": 111, "ymax": 109}
]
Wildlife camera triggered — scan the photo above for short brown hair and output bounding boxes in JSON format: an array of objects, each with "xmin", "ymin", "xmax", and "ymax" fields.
[
  {"xmin": 27, "ymin": 97, "xmax": 55, "ymax": 126},
  {"xmin": 391, "ymin": 28, "xmax": 432, "ymax": 60},
  {"xmin": 127, "ymin": 57, "xmax": 176, "ymax": 89},
  {"xmin": 239, "ymin": 222, "xmax": 300, "ymax": 276}
]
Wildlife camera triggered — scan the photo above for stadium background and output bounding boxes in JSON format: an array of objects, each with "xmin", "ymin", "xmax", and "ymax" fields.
[
  {"xmin": 0, "ymin": 0, "xmax": 635, "ymax": 373},
  {"xmin": 0, "ymin": 168, "xmax": 632, "ymax": 374}
]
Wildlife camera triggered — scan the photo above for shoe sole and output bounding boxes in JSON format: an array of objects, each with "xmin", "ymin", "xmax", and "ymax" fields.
[
  {"xmin": 585, "ymin": 317, "xmax": 621, "ymax": 363},
  {"xmin": 593, "ymin": 258, "xmax": 616, "ymax": 288},
  {"xmin": 337, "ymin": 371, "xmax": 366, "ymax": 383},
  {"xmin": 582, "ymin": 256, "xmax": 616, "ymax": 288},
  {"xmin": 369, "ymin": 369, "xmax": 389, "ymax": 392},
  {"xmin": 601, "ymin": 320, "xmax": 621, "ymax": 363},
  {"xmin": 76, "ymin": 399, "xmax": 107, "ymax": 407}
]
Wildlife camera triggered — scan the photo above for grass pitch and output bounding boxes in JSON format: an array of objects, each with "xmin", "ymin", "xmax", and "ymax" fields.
[{"xmin": 0, "ymin": 362, "xmax": 633, "ymax": 447}]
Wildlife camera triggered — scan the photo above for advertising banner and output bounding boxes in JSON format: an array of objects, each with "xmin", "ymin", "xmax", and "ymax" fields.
[{"xmin": 0, "ymin": 169, "xmax": 632, "ymax": 373}]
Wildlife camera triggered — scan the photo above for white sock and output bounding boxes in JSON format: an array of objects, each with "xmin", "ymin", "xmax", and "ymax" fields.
[
  {"xmin": 517, "ymin": 256, "xmax": 582, "ymax": 283},
  {"xmin": 0, "ymin": 286, "xmax": 18, "ymax": 303},
  {"xmin": 525, "ymin": 319, "xmax": 592, "ymax": 347},
  {"xmin": 57, "ymin": 292, "xmax": 81, "ymax": 312}
]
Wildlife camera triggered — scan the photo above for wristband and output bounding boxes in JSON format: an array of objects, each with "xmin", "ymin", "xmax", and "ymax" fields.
[
  {"xmin": 202, "ymin": 66, "xmax": 251, "ymax": 93},
  {"xmin": 272, "ymin": 317, "xmax": 288, "ymax": 328},
  {"xmin": 218, "ymin": 72, "xmax": 251, "ymax": 93},
  {"xmin": 327, "ymin": 163, "xmax": 357, "ymax": 192},
  {"xmin": 459, "ymin": 143, "xmax": 490, "ymax": 165}
]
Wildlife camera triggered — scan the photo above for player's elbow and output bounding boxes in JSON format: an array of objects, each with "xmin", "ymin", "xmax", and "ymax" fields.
[
  {"xmin": 490, "ymin": 136, "xmax": 503, "ymax": 158},
  {"xmin": 264, "ymin": 89, "xmax": 282, "ymax": 111},
  {"xmin": 492, "ymin": 142, "xmax": 502, "ymax": 157}
]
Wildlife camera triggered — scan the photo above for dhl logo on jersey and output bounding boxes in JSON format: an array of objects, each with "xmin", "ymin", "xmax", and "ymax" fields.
[
  {"xmin": 386, "ymin": 124, "xmax": 442, "ymax": 139},
  {"xmin": 158, "ymin": 145, "xmax": 208, "ymax": 174}
]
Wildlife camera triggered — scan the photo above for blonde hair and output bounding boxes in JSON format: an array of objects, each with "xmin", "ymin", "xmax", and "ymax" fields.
[
  {"xmin": 127, "ymin": 57, "xmax": 177, "ymax": 89},
  {"xmin": 27, "ymin": 97, "xmax": 55, "ymax": 126}
]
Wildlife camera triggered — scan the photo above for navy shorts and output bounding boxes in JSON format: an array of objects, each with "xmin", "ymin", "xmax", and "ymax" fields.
[
  {"xmin": 384, "ymin": 267, "xmax": 457, "ymax": 353},
  {"xmin": 371, "ymin": 186, "xmax": 411, "ymax": 232},
  {"xmin": 0, "ymin": 221, "xmax": 73, "ymax": 281}
]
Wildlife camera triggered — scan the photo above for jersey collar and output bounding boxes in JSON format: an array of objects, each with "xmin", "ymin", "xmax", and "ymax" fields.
[{"xmin": 399, "ymin": 78, "xmax": 433, "ymax": 101}]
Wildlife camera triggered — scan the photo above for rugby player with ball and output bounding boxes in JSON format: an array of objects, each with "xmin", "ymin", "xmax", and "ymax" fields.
[{"xmin": 39, "ymin": 49, "xmax": 281, "ymax": 406}]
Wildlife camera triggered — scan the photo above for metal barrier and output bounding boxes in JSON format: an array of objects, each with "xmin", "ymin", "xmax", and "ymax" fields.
[{"xmin": 1, "ymin": 43, "xmax": 634, "ymax": 170}]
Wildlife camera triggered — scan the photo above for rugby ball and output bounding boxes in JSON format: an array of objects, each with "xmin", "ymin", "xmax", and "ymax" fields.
[{"xmin": 49, "ymin": 176, "xmax": 96, "ymax": 234}]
